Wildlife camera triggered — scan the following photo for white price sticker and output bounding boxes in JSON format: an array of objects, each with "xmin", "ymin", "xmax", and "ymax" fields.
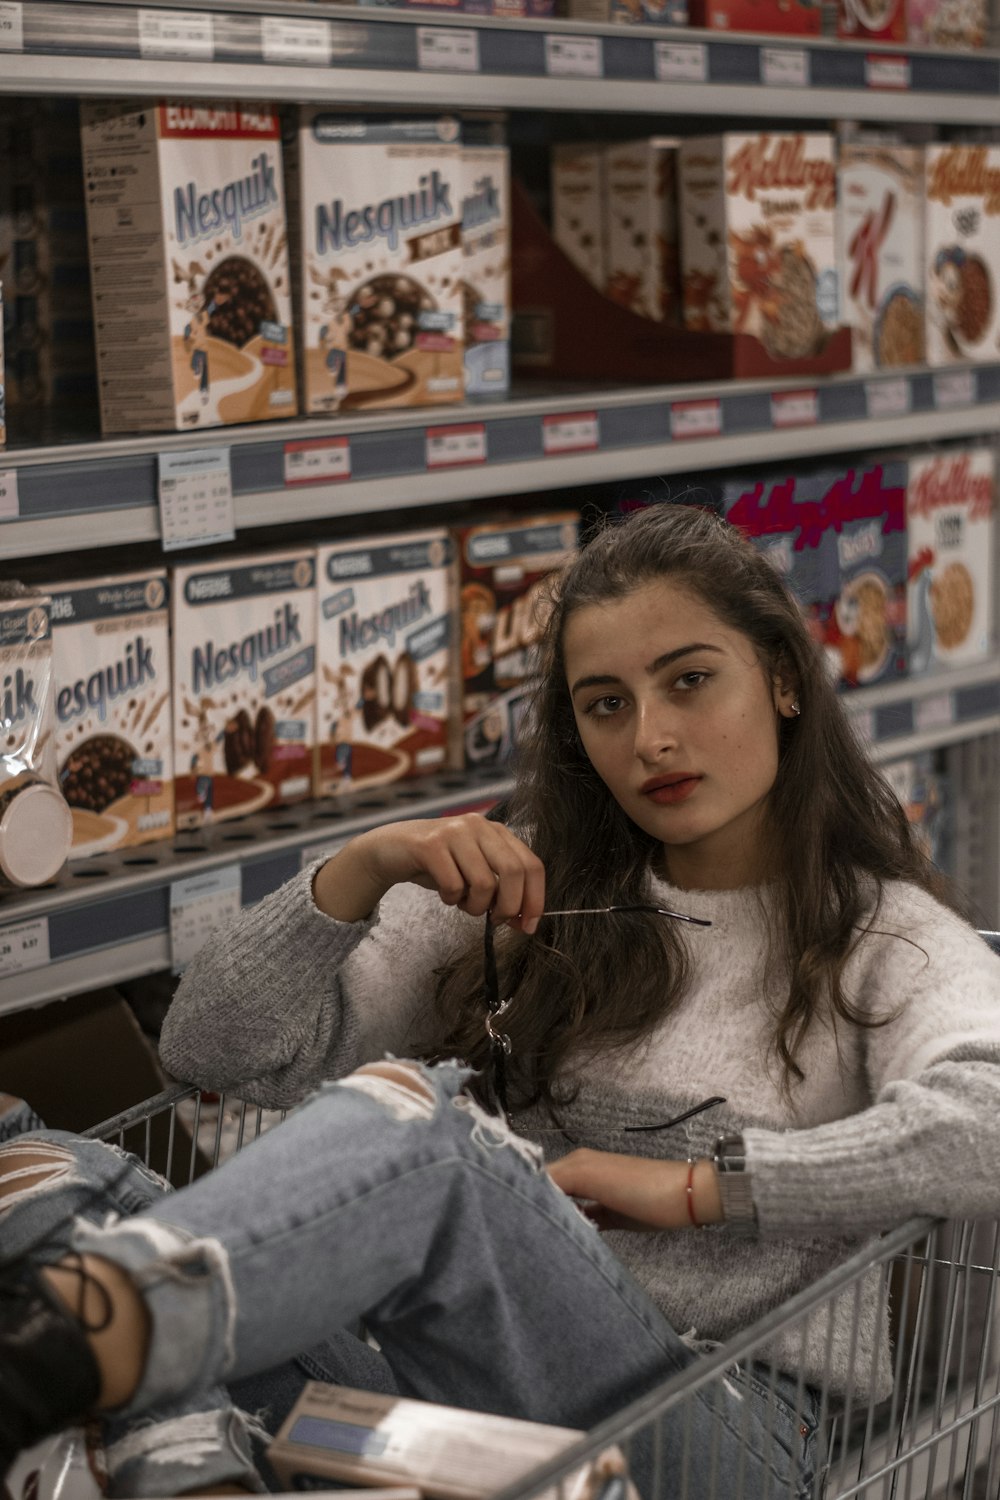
[
  {"xmin": 170, "ymin": 866, "xmax": 242, "ymax": 974},
  {"xmin": 545, "ymin": 34, "xmax": 603, "ymax": 77},
  {"xmin": 158, "ymin": 448, "xmax": 235, "ymax": 551},
  {"xmin": 543, "ymin": 412, "xmax": 599, "ymax": 455},
  {"xmin": 417, "ymin": 26, "xmax": 480, "ymax": 72},
  {"xmin": 851, "ymin": 708, "xmax": 876, "ymax": 745},
  {"xmin": 670, "ymin": 399, "xmax": 721, "ymax": 440},
  {"xmin": 771, "ymin": 389, "xmax": 818, "ymax": 429},
  {"xmin": 0, "ymin": 2, "xmax": 23, "ymax": 52},
  {"xmin": 426, "ymin": 424, "xmax": 487, "ymax": 469},
  {"xmin": 0, "ymin": 917, "xmax": 49, "ymax": 980},
  {"xmin": 934, "ymin": 369, "xmax": 977, "ymax": 409},
  {"xmin": 138, "ymin": 8, "xmax": 214, "ymax": 58},
  {"xmin": 865, "ymin": 377, "xmax": 911, "ymax": 419},
  {"xmin": 261, "ymin": 15, "xmax": 333, "ymax": 64},
  {"xmin": 760, "ymin": 46, "xmax": 809, "ymax": 87},
  {"xmin": 915, "ymin": 691, "xmax": 953, "ymax": 733},
  {"xmin": 865, "ymin": 53, "xmax": 910, "ymax": 89},
  {"xmin": 284, "ymin": 437, "xmax": 351, "ymax": 486},
  {"xmin": 655, "ymin": 41, "xmax": 707, "ymax": 82},
  {"xmin": 0, "ymin": 470, "xmax": 19, "ymax": 520}
]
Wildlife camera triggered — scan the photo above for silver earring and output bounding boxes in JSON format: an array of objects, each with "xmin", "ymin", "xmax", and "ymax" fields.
[{"xmin": 790, "ymin": 699, "xmax": 801, "ymax": 717}]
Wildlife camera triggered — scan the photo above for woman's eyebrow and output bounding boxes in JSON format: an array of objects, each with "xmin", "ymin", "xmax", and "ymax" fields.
[{"xmin": 569, "ymin": 643, "xmax": 724, "ymax": 697}]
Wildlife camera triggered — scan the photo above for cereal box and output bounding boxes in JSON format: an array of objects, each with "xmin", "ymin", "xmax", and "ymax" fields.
[
  {"xmin": 836, "ymin": 0, "xmax": 905, "ymax": 42},
  {"xmin": 561, "ymin": 0, "xmax": 688, "ymax": 22},
  {"xmin": 172, "ymin": 551, "xmax": 316, "ymax": 830},
  {"xmin": 839, "ymin": 145, "xmax": 924, "ymax": 372},
  {"xmin": 687, "ymin": 0, "xmax": 820, "ymax": 31},
  {"xmin": 551, "ymin": 145, "xmax": 605, "ymax": 293},
  {"xmin": 925, "ymin": 145, "xmax": 1000, "ymax": 366},
  {"xmin": 604, "ymin": 138, "xmax": 681, "ymax": 324},
  {"xmin": 883, "ymin": 753, "xmax": 950, "ymax": 869},
  {"xmin": 0, "ymin": 279, "xmax": 5, "ymax": 447},
  {"xmin": 461, "ymin": 141, "xmax": 510, "ymax": 397},
  {"xmin": 454, "ymin": 513, "xmax": 579, "ymax": 768},
  {"xmin": 293, "ymin": 112, "xmax": 464, "ymax": 415},
  {"xmin": 908, "ymin": 0, "xmax": 986, "ymax": 46},
  {"xmin": 80, "ymin": 101, "xmax": 297, "ymax": 435},
  {"xmin": 47, "ymin": 571, "xmax": 174, "ymax": 857},
  {"xmin": 678, "ymin": 134, "xmax": 839, "ymax": 359},
  {"xmin": 315, "ymin": 530, "xmax": 454, "ymax": 796},
  {"xmin": 825, "ymin": 460, "xmax": 908, "ymax": 689},
  {"xmin": 907, "ymin": 446, "xmax": 995, "ymax": 672}
]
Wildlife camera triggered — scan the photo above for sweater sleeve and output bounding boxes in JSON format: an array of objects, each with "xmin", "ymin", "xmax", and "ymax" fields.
[
  {"xmin": 744, "ymin": 885, "xmax": 1000, "ymax": 1236},
  {"xmin": 159, "ymin": 857, "xmax": 476, "ymax": 1109}
]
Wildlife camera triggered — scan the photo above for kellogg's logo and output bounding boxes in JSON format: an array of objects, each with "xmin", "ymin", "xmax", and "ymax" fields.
[
  {"xmin": 927, "ymin": 148, "xmax": 1000, "ymax": 216},
  {"xmin": 726, "ymin": 136, "xmax": 836, "ymax": 212},
  {"xmin": 909, "ymin": 454, "xmax": 995, "ymax": 521}
]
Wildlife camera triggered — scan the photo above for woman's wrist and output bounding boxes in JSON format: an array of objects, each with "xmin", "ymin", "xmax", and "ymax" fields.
[
  {"xmin": 311, "ymin": 836, "xmax": 389, "ymax": 923},
  {"xmin": 690, "ymin": 1159, "xmax": 724, "ymax": 1227}
]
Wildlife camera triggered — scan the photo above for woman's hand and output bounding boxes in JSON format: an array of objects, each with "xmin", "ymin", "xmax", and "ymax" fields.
[
  {"xmin": 547, "ymin": 1149, "xmax": 724, "ymax": 1231},
  {"xmin": 312, "ymin": 814, "xmax": 545, "ymax": 933}
]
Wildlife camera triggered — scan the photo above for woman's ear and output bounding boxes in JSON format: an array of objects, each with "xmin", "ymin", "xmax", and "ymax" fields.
[{"xmin": 773, "ymin": 676, "xmax": 801, "ymax": 719}]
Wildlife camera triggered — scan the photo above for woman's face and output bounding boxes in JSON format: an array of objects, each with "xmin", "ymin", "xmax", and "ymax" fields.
[{"xmin": 562, "ymin": 579, "xmax": 797, "ymax": 890}]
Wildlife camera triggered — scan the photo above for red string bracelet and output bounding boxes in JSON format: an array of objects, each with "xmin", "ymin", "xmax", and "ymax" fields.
[{"xmin": 686, "ymin": 1159, "xmax": 702, "ymax": 1228}]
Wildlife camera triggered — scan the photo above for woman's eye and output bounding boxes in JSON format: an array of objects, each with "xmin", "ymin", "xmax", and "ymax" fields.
[
  {"xmin": 587, "ymin": 695, "xmax": 625, "ymax": 718},
  {"xmin": 675, "ymin": 671, "xmax": 710, "ymax": 691}
]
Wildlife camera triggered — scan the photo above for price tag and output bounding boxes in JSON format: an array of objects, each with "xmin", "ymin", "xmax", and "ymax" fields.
[
  {"xmin": 0, "ymin": 2, "xmax": 23, "ymax": 52},
  {"xmin": 417, "ymin": 26, "xmax": 480, "ymax": 72},
  {"xmin": 655, "ymin": 41, "xmax": 707, "ymax": 82},
  {"xmin": 261, "ymin": 15, "xmax": 333, "ymax": 64},
  {"xmin": 426, "ymin": 424, "xmax": 487, "ymax": 469},
  {"xmin": 865, "ymin": 53, "xmax": 910, "ymax": 89},
  {"xmin": 760, "ymin": 46, "xmax": 809, "ymax": 87},
  {"xmin": 670, "ymin": 398, "xmax": 721, "ymax": 440},
  {"xmin": 170, "ymin": 866, "xmax": 242, "ymax": 974},
  {"xmin": 158, "ymin": 448, "xmax": 235, "ymax": 551},
  {"xmin": 138, "ymin": 8, "xmax": 214, "ymax": 58},
  {"xmin": 284, "ymin": 437, "xmax": 351, "ymax": 486},
  {"xmin": 0, "ymin": 917, "xmax": 50, "ymax": 979},
  {"xmin": 915, "ymin": 691, "xmax": 953, "ymax": 733},
  {"xmin": 865, "ymin": 377, "xmax": 911, "ymax": 419},
  {"xmin": 543, "ymin": 412, "xmax": 599, "ymax": 455},
  {"xmin": 545, "ymin": 34, "xmax": 603, "ymax": 77},
  {"xmin": 771, "ymin": 389, "xmax": 818, "ymax": 429},
  {"xmin": 851, "ymin": 708, "xmax": 876, "ymax": 745},
  {"xmin": 934, "ymin": 368, "xmax": 977, "ymax": 409},
  {"xmin": 0, "ymin": 470, "xmax": 19, "ymax": 519}
]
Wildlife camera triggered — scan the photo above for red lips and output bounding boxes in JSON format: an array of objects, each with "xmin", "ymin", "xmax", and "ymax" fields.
[
  {"xmin": 640, "ymin": 773, "xmax": 700, "ymax": 793},
  {"xmin": 640, "ymin": 773, "xmax": 702, "ymax": 805}
]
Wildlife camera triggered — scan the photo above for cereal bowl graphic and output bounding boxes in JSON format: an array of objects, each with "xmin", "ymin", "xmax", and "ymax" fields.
[
  {"xmin": 761, "ymin": 246, "xmax": 825, "ymax": 361},
  {"xmin": 875, "ymin": 286, "xmax": 924, "ymax": 368},
  {"xmin": 834, "ymin": 572, "xmax": 891, "ymax": 684},
  {"xmin": 929, "ymin": 561, "xmax": 975, "ymax": 651},
  {"xmin": 931, "ymin": 246, "xmax": 993, "ymax": 357},
  {"xmin": 60, "ymin": 734, "xmax": 137, "ymax": 857}
]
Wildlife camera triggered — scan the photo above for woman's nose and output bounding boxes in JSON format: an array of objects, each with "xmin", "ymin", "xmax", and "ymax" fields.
[{"xmin": 632, "ymin": 700, "xmax": 679, "ymax": 762}]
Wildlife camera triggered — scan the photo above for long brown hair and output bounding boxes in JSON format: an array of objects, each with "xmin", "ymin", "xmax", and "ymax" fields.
[{"xmin": 423, "ymin": 502, "xmax": 953, "ymax": 1114}]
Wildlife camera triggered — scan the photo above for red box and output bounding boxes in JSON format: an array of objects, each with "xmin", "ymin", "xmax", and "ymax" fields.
[
  {"xmin": 836, "ymin": 0, "xmax": 906, "ymax": 43},
  {"xmin": 688, "ymin": 0, "xmax": 820, "ymax": 33}
]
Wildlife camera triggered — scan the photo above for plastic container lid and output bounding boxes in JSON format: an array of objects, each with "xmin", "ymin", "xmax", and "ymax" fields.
[{"xmin": 0, "ymin": 780, "xmax": 73, "ymax": 887}]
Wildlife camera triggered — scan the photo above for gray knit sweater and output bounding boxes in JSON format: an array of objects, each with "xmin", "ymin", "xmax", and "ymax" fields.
[{"xmin": 160, "ymin": 863, "xmax": 1000, "ymax": 1401}]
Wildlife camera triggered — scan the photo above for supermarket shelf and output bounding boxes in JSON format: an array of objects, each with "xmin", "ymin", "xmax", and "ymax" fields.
[
  {"xmin": 1, "ymin": 0, "xmax": 999, "ymax": 120},
  {"xmin": 4, "ymin": 366, "xmax": 1000, "ymax": 559},
  {"xmin": 841, "ymin": 658, "xmax": 1000, "ymax": 763}
]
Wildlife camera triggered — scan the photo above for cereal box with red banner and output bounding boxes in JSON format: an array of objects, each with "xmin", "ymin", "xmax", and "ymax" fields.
[
  {"xmin": 687, "ymin": 0, "xmax": 820, "ymax": 33},
  {"xmin": 839, "ymin": 144, "xmax": 924, "ymax": 372},
  {"xmin": 925, "ymin": 145, "xmax": 1000, "ymax": 366},
  {"xmin": 836, "ymin": 0, "xmax": 905, "ymax": 43},
  {"xmin": 907, "ymin": 446, "xmax": 995, "ymax": 673},
  {"xmin": 824, "ymin": 459, "xmax": 908, "ymax": 689}
]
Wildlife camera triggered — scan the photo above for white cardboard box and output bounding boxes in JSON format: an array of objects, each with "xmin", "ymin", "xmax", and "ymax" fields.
[
  {"xmin": 925, "ymin": 145, "xmax": 1000, "ymax": 366},
  {"xmin": 551, "ymin": 144, "xmax": 606, "ymax": 292},
  {"xmin": 839, "ymin": 144, "xmax": 924, "ymax": 372},
  {"xmin": 907, "ymin": 446, "xmax": 996, "ymax": 671},
  {"xmin": 604, "ymin": 138, "xmax": 680, "ymax": 323}
]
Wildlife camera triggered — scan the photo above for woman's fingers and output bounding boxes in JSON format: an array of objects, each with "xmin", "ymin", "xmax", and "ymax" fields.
[{"xmin": 386, "ymin": 815, "xmax": 545, "ymax": 929}]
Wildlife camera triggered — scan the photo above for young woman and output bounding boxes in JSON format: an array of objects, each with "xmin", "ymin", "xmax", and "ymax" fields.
[{"xmin": 4, "ymin": 502, "xmax": 1000, "ymax": 1500}]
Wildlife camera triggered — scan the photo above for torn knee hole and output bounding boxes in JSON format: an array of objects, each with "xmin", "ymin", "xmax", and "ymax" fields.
[
  {"xmin": 0, "ymin": 1142, "xmax": 75, "ymax": 1204},
  {"xmin": 340, "ymin": 1062, "xmax": 437, "ymax": 1121}
]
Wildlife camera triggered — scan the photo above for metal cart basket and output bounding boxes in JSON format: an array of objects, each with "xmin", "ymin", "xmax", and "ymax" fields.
[{"xmin": 85, "ymin": 1085, "xmax": 1000, "ymax": 1500}]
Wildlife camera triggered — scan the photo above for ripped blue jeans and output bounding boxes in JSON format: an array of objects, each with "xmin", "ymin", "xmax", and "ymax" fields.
[{"xmin": 48, "ymin": 1063, "xmax": 819, "ymax": 1499}]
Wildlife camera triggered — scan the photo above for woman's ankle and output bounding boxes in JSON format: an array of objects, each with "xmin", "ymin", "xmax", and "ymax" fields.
[{"xmin": 42, "ymin": 1255, "xmax": 151, "ymax": 1410}]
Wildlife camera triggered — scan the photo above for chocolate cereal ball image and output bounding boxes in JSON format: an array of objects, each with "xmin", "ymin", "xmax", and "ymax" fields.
[
  {"xmin": 346, "ymin": 275, "xmax": 436, "ymax": 360},
  {"xmin": 60, "ymin": 735, "xmax": 136, "ymax": 814},
  {"xmin": 203, "ymin": 257, "xmax": 279, "ymax": 349}
]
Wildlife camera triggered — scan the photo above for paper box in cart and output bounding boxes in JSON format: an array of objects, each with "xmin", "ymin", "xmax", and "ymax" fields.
[
  {"xmin": 293, "ymin": 112, "xmax": 464, "ymax": 415},
  {"xmin": 925, "ymin": 145, "xmax": 1000, "ymax": 366},
  {"xmin": 461, "ymin": 140, "xmax": 511, "ymax": 396},
  {"xmin": 604, "ymin": 138, "xmax": 681, "ymax": 324},
  {"xmin": 80, "ymin": 101, "xmax": 297, "ymax": 434},
  {"xmin": 47, "ymin": 570, "xmax": 174, "ymax": 858},
  {"xmin": 316, "ymin": 530, "xmax": 454, "ymax": 795},
  {"xmin": 907, "ymin": 446, "xmax": 995, "ymax": 673},
  {"xmin": 825, "ymin": 459, "xmax": 908, "ymax": 690},
  {"xmin": 172, "ymin": 551, "xmax": 316, "ymax": 829},
  {"xmin": 839, "ymin": 144, "xmax": 925, "ymax": 372}
]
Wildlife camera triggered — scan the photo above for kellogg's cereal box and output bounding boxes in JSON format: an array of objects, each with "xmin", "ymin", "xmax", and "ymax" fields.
[
  {"xmin": 551, "ymin": 145, "xmax": 606, "ymax": 293},
  {"xmin": 687, "ymin": 0, "xmax": 820, "ymax": 31},
  {"xmin": 908, "ymin": 0, "xmax": 986, "ymax": 47},
  {"xmin": 604, "ymin": 138, "xmax": 681, "ymax": 324},
  {"xmin": 80, "ymin": 101, "xmax": 297, "ymax": 435},
  {"xmin": 47, "ymin": 571, "xmax": 173, "ymax": 857},
  {"xmin": 825, "ymin": 460, "xmax": 908, "ymax": 689},
  {"xmin": 315, "ymin": 531, "xmax": 454, "ymax": 795},
  {"xmin": 461, "ymin": 142, "xmax": 511, "ymax": 397},
  {"xmin": 172, "ymin": 551, "xmax": 316, "ymax": 829},
  {"xmin": 840, "ymin": 144, "xmax": 925, "ymax": 372},
  {"xmin": 837, "ymin": 0, "xmax": 905, "ymax": 42},
  {"xmin": 925, "ymin": 145, "xmax": 1000, "ymax": 366},
  {"xmin": 907, "ymin": 446, "xmax": 995, "ymax": 672}
]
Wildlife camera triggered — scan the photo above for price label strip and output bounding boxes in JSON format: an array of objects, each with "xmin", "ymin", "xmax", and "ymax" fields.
[
  {"xmin": 261, "ymin": 15, "xmax": 333, "ymax": 65},
  {"xmin": 914, "ymin": 691, "xmax": 953, "ymax": 734},
  {"xmin": 170, "ymin": 866, "xmax": 242, "ymax": 974},
  {"xmin": 545, "ymin": 34, "xmax": 603, "ymax": 77},
  {"xmin": 426, "ymin": 424, "xmax": 487, "ymax": 469},
  {"xmin": 158, "ymin": 447, "xmax": 235, "ymax": 551},
  {"xmin": 284, "ymin": 437, "xmax": 351, "ymax": 486},
  {"xmin": 0, "ymin": 2, "xmax": 23, "ymax": 52},
  {"xmin": 771, "ymin": 390, "xmax": 818, "ymax": 430},
  {"xmin": 760, "ymin": 46, "xmax": 809, "ymax": 88},
  {"xmin": 0, "ymin": 470, "xmax": 18, "ymax": 520},
  {"xmin": 655, "ymin": 41, "xmax": 707, "ymax": 83},
  {"xmin": 138, "ymin": 8, "xmax": 214, "ymax": 58},
  {"xmin": 670, "ymin": 398, "xmax": 721, "ymax": 440},
  {"xmin": 865, "ymin": 54, "xmax": 910, "ymax": 89},
  {"xmin": 865, "ymin": 376, "xmax": 911, "ymax": 419},
  {"xmin": 542, "ymin": 412, "xmax": 599, "ymax": 455},
  {"xmin": 0, "ymin": 917, "xmax": 50, "ymax": 981},
  {"xmin": 417, "ymin": 26, "xmax": 480, "ymax": 72},
  {"xmin": 934, "ymin": 369, "xmax": 977, "ymax": 409}
]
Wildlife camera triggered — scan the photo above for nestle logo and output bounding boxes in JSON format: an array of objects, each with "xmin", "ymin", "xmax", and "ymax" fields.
[
  {"xmin": 469, "ymin": 535, "xmax": 511, "ymax": 561},
  {"xmin": 186, "ymin": 575, "xmax": 233, "ymax": 602},
  {"xmin": 329, "ymin": 555, "xmax": 373, "ymax": 578}
]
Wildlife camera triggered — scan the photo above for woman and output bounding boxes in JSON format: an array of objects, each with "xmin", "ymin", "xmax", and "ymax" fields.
[{"xmin": 3, "ymin": 502, "xmax": 999, "ymax": 1500}]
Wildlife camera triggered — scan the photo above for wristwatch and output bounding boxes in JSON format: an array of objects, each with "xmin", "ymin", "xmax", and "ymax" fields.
[{"xmin": 713, "ymin": 1133, "xmax": 758, "ymax": 1233}]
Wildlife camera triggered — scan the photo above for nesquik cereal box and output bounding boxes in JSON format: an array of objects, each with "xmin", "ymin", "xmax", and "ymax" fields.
[
  {"xmin": 604, "ymin": 138, "xmax": 681, "ymax": 324},
  {"xmin": 461, "ymin": 142, "xmax": 511, "ymax": 397},
  {"xmin": 925, "ymin": 145, "xmax": 1000, "ymax": 366},
  {"xmin": 172, "ymin": 551, "xmax": 316, "ymax": 829},
  {"xmin": 47, "ymin": 571, "xmax": 174, "ymax": 857},
  {"xmin": 293, "ymin": 112, "xmax": 464, "ymax": 415},
  {"xmin": 80, "ymin": 101, "xmax": 297, "ymax": 435},
  {"xmin": 679, "ymin": 133, "xmax": 838, "ymax": 359},
  {"xmin": 315, "ymin": 531, "xmax": 454, "ymax": 795},
  {"xmin": 839, "ymin": 144, "xmax": 925, "ymax": 372},
  {"xmin": 551, "ymin": 145, "xmax": 605, "ymax": 293},
  {"xmin": 907, "ymin": 446, "xmax": 995, "ymax": 672}
]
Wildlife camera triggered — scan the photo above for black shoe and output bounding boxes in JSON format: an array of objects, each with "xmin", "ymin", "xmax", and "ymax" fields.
[{"xmin": 0, "ymin": 1257, "xmax": 103, "ymax": 1483}]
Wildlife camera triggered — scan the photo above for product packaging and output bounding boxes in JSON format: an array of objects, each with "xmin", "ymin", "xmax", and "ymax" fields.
[
  {"xmin": 461, "ymin": 140, "xmax": 511, "ymax": 396},
  {"xmin": 839, "ymin": 144, "xmax": 925, "ymax": 371},
  {"xmin": 907, "ymin": 0, "xmax": 986, "ymax": 47},
  {"xmin": 0, "ymin": 278, "xmax": 5, "ymax": 447},
  {"xmin": 907, "ymin": 446, "xmax": 995, "ymax": 673},
  {"xmin": 560, "ymin": 0, "xmax": 688, "ymax": 20},
  {"xmin": 825, "ymin": 459, "xmax": 909, "ymax": 689},
  {"xmin": 678, "ymin": 134, "xmax": 839, "ymax": 360},
  {"xmin": 465, "ymin": 0, "xmax": 556, "ymax": 15},
  {"xmin": 3, "ymin": 1427, "xmax": 107, "ymax": 1500},
  {"xmin": 171, "ymin": 551, "xmax": 316, "ymax": 829},
  {"xmin": 551, "ymin": 145, "xmax": 606, "ymax": 293},
  {"xmin": 836, "ymin": 0, "xmax": 905, "ymax": 42},
  {"xmin": 604, "ymin": 138, "xmax": 681, "ymax": 324},
  {"xmin": 80, "ymin": 100, "xmax": 297, "ymax": 434},
  {"xmin": 47, "ymin": 571, "xmax": 174, "ymax": 858},
  {"xmin": 925, "ymin": 145, "xmax": 1000, "ymax": 365},
  {"xmin": 687, "ymin": 0, "xmax": 820, "ymax": 31},
  {"xmin": 883, "ymin": 753, "xmax": 950, "ymax": 870},
  {"xmin": 291, "ymin": 112, "xmax": 464, "ymax": 415},
  {"xmin": 453, "ymin": 512, "xmax": 579, "ymax": 768},
  {"xmin": 315, "ymin": 530, "xmax": 454, "ymax": 795}
]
